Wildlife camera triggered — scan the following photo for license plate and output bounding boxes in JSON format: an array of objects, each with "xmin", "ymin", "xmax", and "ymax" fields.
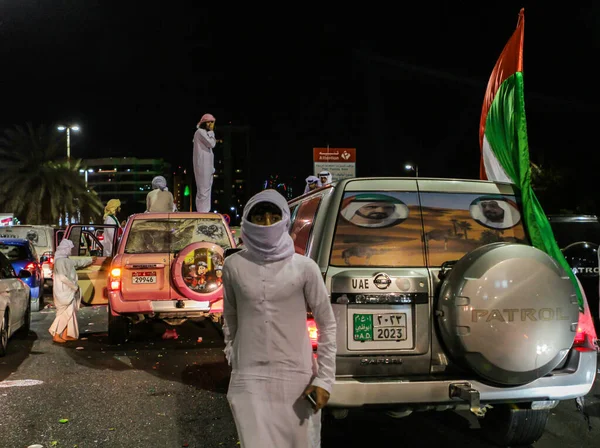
[
  {"xmin": 354, "ymin": 313, "xmax": 407, "ymax": 341},
  {"xmin": 132, "ymin": 271, "xmax": 157, "ymax": 284}
]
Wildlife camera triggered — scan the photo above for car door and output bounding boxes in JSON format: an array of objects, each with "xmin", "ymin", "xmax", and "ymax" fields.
[
  {"xmin": 0, "ymin": 254, "xmax": 27, "ymax": 335},
  {"xmin": 62, "ymin": 224, "xmax": 118, "ymax": 305}
]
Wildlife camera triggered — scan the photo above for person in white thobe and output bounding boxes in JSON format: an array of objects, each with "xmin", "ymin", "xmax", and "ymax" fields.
[
  {"xmin": 146, "ymin": 175, "xmax": 177, "ymax": 212},
  {"xmin": 48, "ymin": 239, "xmax": 94, "ymax": 343},
  {"xmin": 193, "ymin": 113, "xmax": 217, "ymax": 212},
  {"xmin": 318, "ymin": 170, "xmax": 333, "ymax": 186},
  {"xmin": 102, "ymin": 198, "xmax": 122, "ymax": 257},
  {"xmin": 303, "ymin": 175, "xmax": 321, "ymax": 194},
  {"xmin": 222, "ymin": 189, "xmax": 336, "ymax": 448}
]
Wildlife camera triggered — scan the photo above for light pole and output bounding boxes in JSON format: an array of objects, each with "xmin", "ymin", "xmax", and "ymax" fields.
[
  {"xmin": 57, "ymin": 125, "xmax": 80, "ymax": 159},
  {"xmin": 405, "ymin": 164, "xmax": 418, "ymax": 177}
]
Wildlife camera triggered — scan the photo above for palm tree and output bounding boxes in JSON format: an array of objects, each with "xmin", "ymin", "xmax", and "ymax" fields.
[
  {"xmin": 0, "ymin": 123, "xmax": 103, "ymax": 224},
  {"xmin": 457, "ymin": 221, "xmax": 472, "ymax": 240}
]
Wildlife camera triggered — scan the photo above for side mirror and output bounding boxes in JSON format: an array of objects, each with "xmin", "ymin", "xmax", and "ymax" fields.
[
  {"xmin": 18, "ymin": 269, "xmax": 32, "ymax": 279},
  {"xmin": 225, "ymin": 248, "xmax": 243, "ymax": 258},
  {"xmin": 40, "ymin": 255, "xmax": 48, "ymax": 263}
]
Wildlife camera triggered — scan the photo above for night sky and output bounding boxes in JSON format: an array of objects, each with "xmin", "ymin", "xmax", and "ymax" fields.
[{"xmin": 1, "ymin": 2, "xmax": 598, "ymax": 209}]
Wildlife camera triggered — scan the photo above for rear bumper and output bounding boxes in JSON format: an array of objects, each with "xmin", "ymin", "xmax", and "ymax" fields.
[
  {"xmin": 328, "ymin": 351, "xmax": 598, "ymax": 407},
  {"xmin": 108, "ymin": 290, "xmax": 212, "ymax": 316}
]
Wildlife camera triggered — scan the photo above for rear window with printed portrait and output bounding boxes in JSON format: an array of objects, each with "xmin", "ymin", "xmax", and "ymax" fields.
[
  {"xmin": 330, "ymin": 191, "xmax": 529, "ymax": 268},
  {"xmin": 421, "ymin": 193, "xmax": 528, "ymax": 267},
  {"xmin": 330, "ymin": 192, "xmax": 424, "ymax": 267}
]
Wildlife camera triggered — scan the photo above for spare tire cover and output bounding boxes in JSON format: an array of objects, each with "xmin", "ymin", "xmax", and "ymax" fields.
[
  {"xmin": 437, "ymin": 242, "xmax": 579, "ymax": 386},
  {"xmin": 171, "ymin": 242, "xmax": 225, "ymax": 302}
]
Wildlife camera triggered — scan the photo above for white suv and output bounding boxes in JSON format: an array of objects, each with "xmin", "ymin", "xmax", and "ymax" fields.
[{"xmin": 288, "ymin": 177, "xmax": 598, "ymax": 447}]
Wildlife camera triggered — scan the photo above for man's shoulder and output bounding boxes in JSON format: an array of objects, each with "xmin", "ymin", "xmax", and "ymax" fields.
[{"xmin": 291, "ymin": 253, "xmax": 320, "ymax": 270}]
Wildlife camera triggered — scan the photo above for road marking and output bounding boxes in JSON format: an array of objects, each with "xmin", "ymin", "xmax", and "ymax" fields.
[{"xmin": 0, "ymin": 379, "xmax": 43, "ymax": 388}]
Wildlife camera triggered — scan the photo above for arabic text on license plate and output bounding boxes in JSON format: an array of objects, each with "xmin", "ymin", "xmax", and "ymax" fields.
[
  {"xmin": 353, "ymin": 313, "xmax": 407, "ymax": 341},
  {"xmin": 132, "ymin": 271, "xmax": 157, "ymax": 284}
]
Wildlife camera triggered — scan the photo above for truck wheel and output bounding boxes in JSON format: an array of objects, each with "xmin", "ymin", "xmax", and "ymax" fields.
[
  {"xmin": 0, "ymin": 311, "xmax": 8, "ymax": 357},
  {"xmin": 108, "ymin": 303, "xmax": 130, "ymax": 345},
  {"xmin": 479, "ymin": 404, "xmax": 550, "ymax": 446}
]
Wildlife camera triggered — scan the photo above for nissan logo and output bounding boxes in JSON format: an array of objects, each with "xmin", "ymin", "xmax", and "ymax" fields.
[{"xmin": 373, "ymin": 273, "xmax": 392, "ymax": 290}]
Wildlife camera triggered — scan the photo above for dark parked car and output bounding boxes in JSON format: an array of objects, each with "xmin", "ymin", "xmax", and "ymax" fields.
[
  {"xmin": 0, "ymin": 238, "xmax": 44, "ymax": 312},
  {"xmin": 547, "ymin": 214, "xmax": 600, "ymax": 334}
]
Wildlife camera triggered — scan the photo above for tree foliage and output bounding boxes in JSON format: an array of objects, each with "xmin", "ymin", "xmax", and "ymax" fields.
[{"xmin": 0, "ymin": 123, "xmax": 103, "ymax": 224}]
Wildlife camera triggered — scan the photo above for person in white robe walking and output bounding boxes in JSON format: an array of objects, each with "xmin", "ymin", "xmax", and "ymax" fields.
[
  {"xmin": 193, "ymin": 113, "xmax": 217, "ymax": 212},
  {"xmin": 222, "ymin": 189, "xmax": 336, "ymax": 448},
  {"xmin": 48, "ymin": 239, "xmax": 94, "ymax": 343}
]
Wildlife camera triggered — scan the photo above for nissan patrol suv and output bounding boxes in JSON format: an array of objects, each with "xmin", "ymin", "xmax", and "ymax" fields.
[{"xmin": 288, "ymin": 177, "xmax": 598, "ymax": 447}]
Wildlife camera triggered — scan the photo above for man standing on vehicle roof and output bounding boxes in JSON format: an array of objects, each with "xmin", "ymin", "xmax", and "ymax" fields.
[
  {"xmin": 222, "ymin": 189, "xmax": 336, "ymax": 447},
  {"xmin": 193, "ymin": 113, "xmax": 217, "ymax": 213}
]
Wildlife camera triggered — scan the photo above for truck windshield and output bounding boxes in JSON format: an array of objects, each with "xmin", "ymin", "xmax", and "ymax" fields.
[{"xmin": 124, "ymin": 218, "xmax": 232, "ymax": 254}]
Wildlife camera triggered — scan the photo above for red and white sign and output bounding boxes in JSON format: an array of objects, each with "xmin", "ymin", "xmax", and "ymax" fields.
[{"xmin": 313, "ymin": 148, "xmax": 356, "ymax": 181}]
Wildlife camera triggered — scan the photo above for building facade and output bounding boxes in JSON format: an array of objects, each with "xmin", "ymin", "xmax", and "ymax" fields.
[{"xmin": 82, "ymin": 157, "xmax": 172, "ymax": 219}]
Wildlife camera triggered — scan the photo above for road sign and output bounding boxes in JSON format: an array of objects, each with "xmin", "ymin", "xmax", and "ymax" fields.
[{"xmin": 313, "ymin": 148, "xmax": 356, "ymax": 182}]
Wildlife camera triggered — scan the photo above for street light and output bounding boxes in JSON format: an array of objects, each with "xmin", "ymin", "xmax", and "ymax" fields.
[
  {"xmin": 405, "ymin": 164, "xmax": 418, "ymax": 177},
  {"xmin": 57, "ymin": 125, "xmax": 80, "ymax": 159}
]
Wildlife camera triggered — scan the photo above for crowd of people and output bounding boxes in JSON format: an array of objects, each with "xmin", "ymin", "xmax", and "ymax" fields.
[{"xmin": 48, "ymin": 112, "xmax": 338, "ymax": 446}]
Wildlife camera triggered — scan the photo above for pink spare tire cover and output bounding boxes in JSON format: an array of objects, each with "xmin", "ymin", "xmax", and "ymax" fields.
[{"xmin": 171, "ymin": 242, "xmax": 225, "ymax": 302}]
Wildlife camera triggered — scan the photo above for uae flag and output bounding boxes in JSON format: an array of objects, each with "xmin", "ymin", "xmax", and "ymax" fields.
[{"xmin": 478, "ymin": 9, "xmax": 586, "ymax": 311}]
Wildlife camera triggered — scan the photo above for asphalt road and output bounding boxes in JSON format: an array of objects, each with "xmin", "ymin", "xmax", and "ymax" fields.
[{"xmin": 0, "ymin": 305, "xmax": 598, "ymax": 448}]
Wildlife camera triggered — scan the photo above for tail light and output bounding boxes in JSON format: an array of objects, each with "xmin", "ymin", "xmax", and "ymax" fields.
[
  {"xmin": 108, "ymin": 267, "xmax": 122, "ymax": 291},
  {"xmin": 573, "ymin": 308, "xmax": 598, "ymax": 352},
  {"xmin": 25, "ymin": 262, "xmax": 38, "ymax": 272},
  {"xmin": 307, "ymin": 317, "xmax": 318, "ymax": 350},
  {"xmin": 98, "ymin": 234, "xmax": 104, "ymax": 241}
]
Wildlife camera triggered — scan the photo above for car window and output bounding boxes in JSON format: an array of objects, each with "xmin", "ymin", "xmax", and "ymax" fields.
[
  {"xmin": 124, "ymin": 218, "xmax": 232, "ymax": 254},
  {"xmin": 0, "ymin": 227, "xmax": 49, "ymax": 247},
  {"xmin": 420, "ymin": 192, "xmax": 529, "ymax": 267},
  {"xmin": 548, "ymin": 219, "xmax": 600, "ymax": 248},
  {"xmin": 0, "ymin": 253, "xmax": 16, "ymax": 278},
  {"xmin": 290, "ymin": 196, "xmax": 322, "ymax": 255},
  {"xmin": 330, "ymin": 191, "xmax": 422, "ymax": 267},
  {"xmin": 0, "ymin": 243, "xmax": 29, "ymax": 261}
]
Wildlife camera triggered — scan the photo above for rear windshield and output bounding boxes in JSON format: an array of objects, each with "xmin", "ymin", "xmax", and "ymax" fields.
[
  {"xmin": 124, "ymin": 218, "xmax": 232, "ymax": 254},
  {"xmin": 0, "ymin": 243, "xmax": 29, "ymax": 261},
  {"xmin": 548, "ymin": 220, "xmax": 600, "ymax": 248},
  {"xmin": 0, "ymin": 227, "xmax": 48, "ymax": 247},
  {"xmin": 330, "ymin": 191, "xmax": 528, "ymax": 268}
]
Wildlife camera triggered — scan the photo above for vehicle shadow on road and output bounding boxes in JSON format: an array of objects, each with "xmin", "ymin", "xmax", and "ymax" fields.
[
  {"xmin": 322, "ymin": 409, "xmax": 507, "ymax": 447},
  {"xmin": 0, "ymin": 330, "xmax": 39, "ymax": 381},
  {"xmin": 63, "ymin": 316, "xmax": 231, "ymax": 394}
]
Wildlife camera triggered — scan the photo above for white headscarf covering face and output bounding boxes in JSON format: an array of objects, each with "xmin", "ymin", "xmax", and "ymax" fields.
[
  {"xmin": 241, "ymin": 189, "xmax": 295, "ymax": 262},
  {"xmin": 152, "ymin": 176, "xmax": 168, "ymax": 191},
  {"xmin": 54, "ymin": 239, "xmax": 75, "ymax": 259}
]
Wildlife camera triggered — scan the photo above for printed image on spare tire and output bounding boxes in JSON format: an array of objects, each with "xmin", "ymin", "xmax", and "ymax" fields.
[
  {"xmin": 436, "ymin": 242, "xmax": 579, "ymax": 386},
  {"xmin": 173, "ymin": 242, "xmax": 224, "ymax": 299}
]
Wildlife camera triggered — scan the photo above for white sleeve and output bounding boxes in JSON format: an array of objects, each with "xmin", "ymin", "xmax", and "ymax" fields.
[
  {"xmin": 195, "ymin": 129, "xmax": 217, "ymax": 149},
  {"xmin": 303, "ymin": 259, "xmax": 336, "ymax": 393},
  {"xmin": 222, "ymin": 261, "xmax": 238, "ymax": 365}
]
